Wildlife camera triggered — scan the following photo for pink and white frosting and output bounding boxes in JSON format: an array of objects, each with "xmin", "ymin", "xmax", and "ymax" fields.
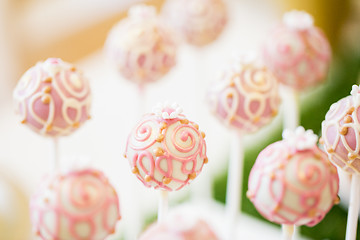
[
  {"xmin": 162, "ymin": 0, "xmax": 227, "ymax": 46},
  {"xmin": 247, "ymin": 127, "xmax": 339, "ymax": 226},
  {"xmin": 207, "ymin": 56, "xmax": 280, "ymax": 133},
  {"xmin": 124, "ymin": 102, "xmax": 207, "ymax": 191},
  {"xmin": 105, "ymin": 4, "xmax": 177, "ymax": 85},
  {"xmin": 139, "ymin": 212, "xmax": 218, "ymax": 240},
  {"xmin": 262, "ymin": 11, "xmax": 331, "ymax": 90},
  {"xmin": 321, "ymin": 85, "xmax": 360, "ymax": 174},
  {"xmin": 13, "ymin": 58, "xmax": 91, "ymax": 137},
  {"xmin": 30, "ymin": 168, "xmax": 121, "ymax": 240}
]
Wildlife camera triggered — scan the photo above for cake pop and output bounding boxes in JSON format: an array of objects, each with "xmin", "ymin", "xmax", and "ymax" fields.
[
  {"xmin": 124, "ymin": 102, "xmax": 208, "ymax": 191},
  {"xmin": 262, "ymin": 10, "xmax": 331, "ymax": 90},
  {"xmin": 139, "ymin": 214, "xmax": 218, "ymax": 240},
  {"xmin": 321, "ymin": 85, "xmax": 360, "ymax": 174},
  {"xmin": 247, "ymin": 127, "xmax": 339, "ymax": 227},
  {"xmin": 13, "ymin": 58, "xmax": 91, "ymax": 137},
  {"xmin": 207, "ymin": 55, "xmax": 280, "ymax": 133},
  {"xmin": 30, "ymin": 168, "xmax": 121, "ymax": 240},
  {"xmin": 105, "ymin": 4, "xmax": 177, "ymax": 85},
  {"xmin": 162, "ymin": 0, "xmax": 227, "ymax": 46}
]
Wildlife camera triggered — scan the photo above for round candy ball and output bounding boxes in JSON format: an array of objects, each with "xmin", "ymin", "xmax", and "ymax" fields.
[
  {"xmin": 13, "ymin": 58, "xmax": 91, "ymax": 137},
  {"xmin": 207, "ymin": 56, "xmax": 280, "ymax": 133},
  {"xmin": 321, "ymin": 85, "xmax": 360, "ymax": 174},
  {"xmin": 162, "ymin": 0, "xmax": 227, "ymax": 46},
  {"xmin": 125, "ymin": 102, "xmax": 208, "ymax": 191},
  {"xmin": 247, "ymin": 127, "xmax": 339, "ymax": 226},
  {"xmin": 105, "ymin": 4, "xmax": 177, "ymax": 85},
  {"xmin": 30, "ymin": 168, "xmax": 121, "ymax": 240},
  {"xmin": 262, "ymin": 10, "xmax": 331, "ymax": 90},
  {"xmin": 139, "ymin": 213, "xmax": 218, "ymax": 240}
]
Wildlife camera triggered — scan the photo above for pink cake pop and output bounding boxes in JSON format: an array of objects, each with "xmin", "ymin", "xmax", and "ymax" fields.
[
  {"xmin": 262, "ymin": 10, "xmax": 331, "ymax": 90},
  {"xmin": 247, "ymin": 127, "xmax": 339, "ymax": 226},
  {"xmin": 321, "ymin": 85, "xmax": 360, "ymax": 174},
  {"xmin": 105, "ymin": 4, "xmax": 177, "ymax": 85},
  {"xmin": 13, "ymin": 58, "xmax": 91, "ymax": 137},
  {"xmin": 30, "ymin": 168, "xmax": 121, "ymax": 240},
  {"xmin": 139, "ymin": 214, "xmax": 218, "ymax": 240},
  {"xmin": 124, "ymin": 102, "xmax": 207, "ymax": 191},
  {"xmin": 207, "ymin": 56, "xmax": 280, "ymax": 133},
  {"xmin": 162, "ymin": 0, "xmax": 227, "ymax": 47}
]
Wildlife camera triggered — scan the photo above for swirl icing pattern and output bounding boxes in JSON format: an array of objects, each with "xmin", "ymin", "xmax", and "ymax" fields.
[
  {"xmin": 162, "ymin": 0, "xmax": 227, "ymax": 46},
  {"xmin": 321, "ymin": 85, "xmax": 360, "ymax": 174},
  {"xmin": 207, "ymin": 57, "xmax": 280, "ymax": 133},
  {"xmin": 105, "ymin": 4, "xmax": 177, "ymax": 85},
  {"xmin": 247, "ymin": 128, "xmax": 339, "ymax": 226},
  {"xmin": 13, "ymin": 58, "xmax": 91, "ymax": 137},
  {"xmin": 30, "ymin": 169, "xmax": 121, "ymax": 240},
  {"xmin": 262, "ymin": 11, "xmax": 331, "ymax": 90},
  {"xmin": 125, "ymin": 104, "xmax": 207, "ymax": 191}
]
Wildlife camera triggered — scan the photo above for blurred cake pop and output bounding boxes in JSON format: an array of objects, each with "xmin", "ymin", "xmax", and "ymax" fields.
[
  {"xmin": 322, "ymin": 85, "xmax": 360, "ymax": 174},
  {"xmin": 105, "ymin": 4, "xmax": 177, "ymax": 85},
  {"xmin": 30, "ymin": 168, "xmax": 121, "ymax": 240},
  {"xmin": 247, "ymin": 127, "xmax": 339, "ymax": 226},
  {"xmin": 139, "ymin": 213, "xmax": 218, "ymax": 240},
  {"xmin": 262, "ymin": 10, "xmax": 331, "ymax": 90},
  {"xmin": 207, "ymin": 55, "xmax": 280, "ymax": 133},
  {"xmin": 162, "ymin": 0, "xmax": 227, "ymax": 46},
  {"xmin": 124, "ymin": 102, "xmax": 208, "ymax": 191},
  {"xmin": 13, "ymin": 58, "xmax": 91, "ymax": 137}
]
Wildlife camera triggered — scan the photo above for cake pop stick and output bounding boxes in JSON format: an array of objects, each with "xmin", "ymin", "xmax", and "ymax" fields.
[
  {"xmin": 13, "ymin": 58, "xmax": 92, "ymax": 172},
  {"xmin": 158, "ymin": 190, "xmax": 169, "ymax": 222},
  {"xmin": 282, "ymin": 224, "xmax": 294, "ymax": 240},
  {"xmin": 125, "ymin": 102, "xmax": 208, "ymax": 223},
  {"xmin": 322, "ymin": 85, "xmax": 360, "ymax": 240},
  {"xmin": 208, "ymin": 55, "xmax": 280, "ymax": 239},
  {"xmin": 281, "ymin": 85, "xmax": 299, "ymax": 131},
  {"xmin": 346, "ymin": 175, "xmax": 360, "ymax": 240}
]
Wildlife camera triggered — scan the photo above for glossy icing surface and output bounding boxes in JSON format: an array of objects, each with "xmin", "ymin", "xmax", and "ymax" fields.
[
  {"xmin": 248, "ymin": 127, "xmax": 339, "ymax": 226},
  {"xmin": 13, "ymin": 58, "xmax": 91, "ymax": 137},
  {"xmin": 30, "ymin": 169, "xmax": 121, "ymax": 240},
  {"xmin": 105, "ymin": 4, "xmax": 177, "ymax": 85},
  {"xmin": 125, "ymin": 103, "xmax": 207, "ymax": 191}
]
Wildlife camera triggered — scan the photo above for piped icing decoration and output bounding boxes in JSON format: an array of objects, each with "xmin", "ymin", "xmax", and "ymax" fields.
[
  {"xmin": 161, "ymin": 0, "xmax": 227, "ymax": 46},
  {"xmin": 262, "ymin": 10, "xmax": 331, "ymax": 90},
  {"xmin": 282, "ymin": 126, "xmax": 318, "ymax": 151},
  {"xmin": 283, "ymin": 10, "xmax": 314, "ymax": 31},
  {"xmin": 125, "ymin": 102, "xmax": 207, "ymax": 191},
  {"xmin": 322, "ymin": 85, "xmax": 360, "ymax": 174},
  {"xmin": 247, "ymin": 128, "xmax": 339, "ymax": 227},
  {"xmin": 139, "ymin": 212, "xmax": 218, "ymax": 240},
  {"xmin": 207, "ymin": 55, "xmax": 280, "ymax": 133},
  {"xmin": 13, "ymin": 58, "xmax": 91, "ymax": 137},
  {"xmin": 105, "ymin": 4, "xmax": 177, "ymax": 85},
  {"xmin": 30, "ymin": 168, "xmax": 121, "ymax": 240}
]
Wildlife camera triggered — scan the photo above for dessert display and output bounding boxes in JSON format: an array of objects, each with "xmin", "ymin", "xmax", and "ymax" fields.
[
  {"xmin": 13, "ymin": 58, "xmax": 91, "ymax": 137},
  {"xmin": 124, "ymin": 102, "xmax": 208, "ymax": 191},
  {"xmin": 161, "ymin": 0, "xmax": 227, "ymax": 46},
  {"xmin": 105, "ymin": 4, "xmax": 177, "ymax": 85},
  {"xmin": 248, "ymin": 127, "xmax": 339, "ymax": 228},
  {"xmin": 30, "ymin": 168, "xmax": 121, "ymax": 240},
  {"xmin": 262, "ymin": 10, "xmax": 331, "ymax": 90}
]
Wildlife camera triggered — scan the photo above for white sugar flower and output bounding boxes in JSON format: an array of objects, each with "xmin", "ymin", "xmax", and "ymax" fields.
[
  {"xmin": 129, "ymin": 4, "xmax": 157, "ymax": 19},
  {"xmin": 283, "ymin": 10, "xmax": 314, "ymax": 31},
  {"xmin": 351, "ymin": 85, "xmax": 360, "ymax": 105},
  {"xmin": 282, "ymin": 126, "xmax": 318, "ymax": 151},
  {"xmin": 153, "ymin": 102, "xmax": 183, "ymax": 120}
]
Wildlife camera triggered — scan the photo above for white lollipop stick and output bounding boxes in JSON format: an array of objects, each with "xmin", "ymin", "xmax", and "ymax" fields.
[
  {"xmin": 158, "ymin": 190, "xmax": 169, "ymax": 223},
  {"xmin": 138, "ymin": 84, "xmax": 146, "ymax": 118},
  {"xmin": 346, "ymin": 174, "xmax": 360, "ymax": 240},
  {"xmin": 50, "ymin": 137, "xmax": 59, "ymax": 171},
  {"xmin": 282, "ymin": 224, "xmax": 294, "ymax": 240},
  {"xmin": 280, "ymin": 85, "xmax": 299, "ymax": 131},
  {"xmin": 225, "ymin": 131, "xmax": 243, "ymax": 240}
]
